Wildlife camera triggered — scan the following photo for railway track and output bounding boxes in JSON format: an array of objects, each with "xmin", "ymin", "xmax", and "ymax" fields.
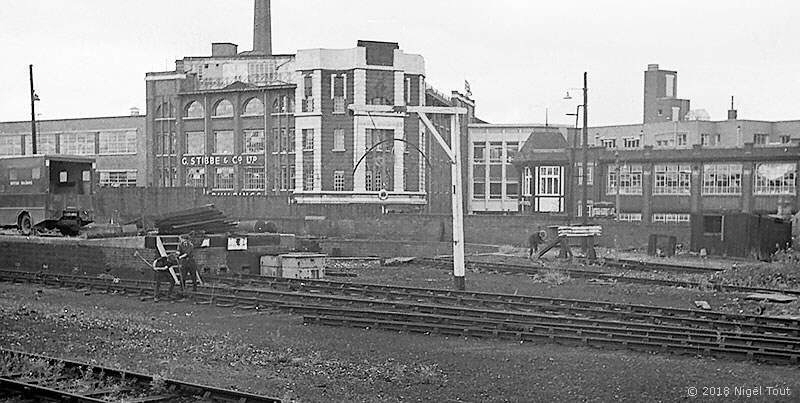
[
  {"xmin": 594, "ymin": 257, "xmax": 724, "ymax": 274},
  {"xmin": 420, "ymin": 257, "xmax": 800, "ymax": 297},
  {"xmin": 204, "ymin": 272, "xmax": 800, "ymax": 334},
  {"xmin": 0, "ymin": 348, "xmax": 279, "ymax": 402},
  {"xmin": 2, "ymin": 269, "xmax": 799, "ymax": 365}
]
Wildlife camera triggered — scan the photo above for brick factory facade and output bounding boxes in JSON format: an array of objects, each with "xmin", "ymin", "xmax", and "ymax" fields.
[
  {"xmin": 145, "ymin": 0, "xmax": 477, "ymax": 212},
  {"xmin": 0, "ymin": 115, "xmax": 147, "ymax": 187},
  {"xmin": 508, "ymin": 64, "xmax": 799, "ymax": 222}
]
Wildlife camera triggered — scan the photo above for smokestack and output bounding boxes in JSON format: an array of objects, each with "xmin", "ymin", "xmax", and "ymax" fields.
[{"xmin": 253, "ymin": 0, "xmax": 272, "ymax": 55}]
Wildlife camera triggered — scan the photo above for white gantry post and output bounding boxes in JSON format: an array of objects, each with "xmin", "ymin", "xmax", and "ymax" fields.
[
  {"xmin": 412, "ymin": 106, "xmax": 467, "ymax": 290},
  {"xmin": 450, "ymin": 112, "xmax": 466, "ymax": 290}
]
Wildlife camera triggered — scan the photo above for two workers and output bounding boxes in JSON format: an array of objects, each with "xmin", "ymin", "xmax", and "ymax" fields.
[{"xmin": 153, "ymin": 232, "xmax": 201, "ymax": 301}]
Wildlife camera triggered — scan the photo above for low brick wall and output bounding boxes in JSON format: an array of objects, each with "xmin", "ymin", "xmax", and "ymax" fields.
[
  {"xmin": 0, "ymin": 236, "xmax": 157, "ymax": 280},
  {"xmin": 268, "ymin": 215, "xmax": 690, "ymax": 252},
  {"xmin": 320, "ymin": 239, "xmax": 498, "ymax": 258}
]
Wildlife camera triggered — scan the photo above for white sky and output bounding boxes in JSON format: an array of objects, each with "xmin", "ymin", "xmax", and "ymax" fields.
[{"xmin": 1, "ymin": 0, "xmax": 799, "ymax": 126}]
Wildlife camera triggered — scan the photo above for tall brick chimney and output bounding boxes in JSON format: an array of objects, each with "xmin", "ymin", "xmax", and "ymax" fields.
[{"xmin": 253, "ymin": 0, "xmax": 272, "ymax": 55}]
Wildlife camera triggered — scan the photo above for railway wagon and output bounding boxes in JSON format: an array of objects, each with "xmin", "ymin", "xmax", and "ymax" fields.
[{"xmin": 0, "ymin": 155, "xmax": 95, "ymax": 235}]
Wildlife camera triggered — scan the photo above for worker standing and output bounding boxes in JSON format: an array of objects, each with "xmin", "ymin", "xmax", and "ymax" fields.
[
  {"xmin": 528, "ymin": 228, "xmax": 544, "ymax": 260},
  {"xmin": 178, "ymin": 232, "xmax": 200, "ymax": 293}
]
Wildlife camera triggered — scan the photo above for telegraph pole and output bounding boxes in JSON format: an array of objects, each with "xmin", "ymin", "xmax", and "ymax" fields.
[
  {"xmin": 581, "ymin": 72, "xmax": 588, "ymax": 224},
  {"xmin": 29, "ymin": 64, "xmax": 38, "ymax": 155}
]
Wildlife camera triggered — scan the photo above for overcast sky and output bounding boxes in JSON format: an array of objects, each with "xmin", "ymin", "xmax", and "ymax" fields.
[{"xmin": 1, "ymin": 0, "xmax": 799, "ymax": 126}]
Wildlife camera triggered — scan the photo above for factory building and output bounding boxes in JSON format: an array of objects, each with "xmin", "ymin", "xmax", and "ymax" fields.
[
  {"xmin": 145, "ymin": 0, "xmax": 476, "ymax": 212},
  {"xmin": 511, "ymin": 64, "xmax": 799, "ymax": 222},
  {"xmin": 0, "ymin": 114, "xmax": 147, "ymax": 187}
]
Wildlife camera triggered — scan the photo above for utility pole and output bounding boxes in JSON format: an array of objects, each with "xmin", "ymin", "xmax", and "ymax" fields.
[
  {"xmin": 29, "ymin": 64, "xmax": 38, "ymax": 155},
  {"xmin": 581, "ymin": 72, "xmax": 588, "ymax": 224}
]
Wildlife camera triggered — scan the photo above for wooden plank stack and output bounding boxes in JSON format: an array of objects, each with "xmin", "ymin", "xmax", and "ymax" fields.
[
  {"xmin": 557, "ymin": 225, "xmax": 603, "ymax": 238},
  {"xmin": 154, "ymin": 204, "xmax": 238, "ymax": 235}
]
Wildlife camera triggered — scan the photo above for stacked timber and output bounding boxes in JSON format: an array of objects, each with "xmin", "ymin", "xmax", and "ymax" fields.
[
  {"xmin": 154, "ymin": 204, "xmax": 237, "ymax": 235},
  {"xmin": 557, "ymin": 225, "xmax": 603, "ymax": 238}
]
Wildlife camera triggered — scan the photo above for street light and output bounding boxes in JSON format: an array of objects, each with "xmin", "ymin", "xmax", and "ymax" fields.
[
  {"xmin": 565, "ymin": 105, "xmax": 582, "ymax": 222},
  {"xmin": 29, "ymin": 64, "xmax": 41, "ymax": 155},
  {"xmin": 564, "ymin": 72, "xmax": 589, "ymax": 224}
]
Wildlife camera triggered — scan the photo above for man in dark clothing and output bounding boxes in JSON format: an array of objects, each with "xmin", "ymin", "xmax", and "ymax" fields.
[
  {"xmin": 178, "ymin": 233, "xmax": 199, "ymax": 293},
  {"xmin": 528, "ymin": 230, "xmax": 543, "ymax": 259}
]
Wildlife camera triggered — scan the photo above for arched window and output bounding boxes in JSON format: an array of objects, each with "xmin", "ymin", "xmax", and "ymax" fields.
[
  {"xmin": 185, "ymin": 101, "xmax": 204, "ymax": 118},
  {"xmin": 213, "ymin": 99, "xmax": 234, "ymax": 117},
  {"xmin": 242, "ymin": 98, "xmax": 264, "ymax": 116}
]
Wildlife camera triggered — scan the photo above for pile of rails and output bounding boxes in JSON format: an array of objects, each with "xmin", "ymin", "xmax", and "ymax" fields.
[{"xmin": 154, "ymin": 204, "xmax": 237, "ymax": 235}]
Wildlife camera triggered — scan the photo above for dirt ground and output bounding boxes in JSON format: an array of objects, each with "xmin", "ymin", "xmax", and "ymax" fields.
[{"xmin": 1, "ymin": 269, "xmax": 799, "ymax": 402}]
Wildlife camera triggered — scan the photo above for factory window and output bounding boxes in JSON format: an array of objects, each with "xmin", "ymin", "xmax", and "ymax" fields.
[
  {"xmin": 702, "ymin": 163, "xmax": 741, "ymax": 195},
  {"xmin": 537, "ymin": 166, "xmax": 562, "ymax": 196},
  {"xmin": 185, "ymin": 167, "xmax": 205, "ymax": 188},
  {"xmin": 473, "ymin": 143, "xmax": 485, "ymax": 163},
  {"xmin": 489, "ymin": 142, "xmax": 503, "ymax": 163},
  {"xmin": 303, "ymin": 73, "xmax": 315, "ymax": 112},
  {"xmin": 332, "ymin": 74, "xmax": 346, "ymax": 114},
  {"xmin": 374, "ymin": 170, "xmax": 383, "ymax": 190},
  {"xmin": 653, "ymin": 213, "xmax": 690, "ymax": 223},
  {"xmin": 780, "ymin": 135, "xmax": 791, "ymax": 144},
  {"xmin": 754, "ymin": 163, "xmax": 796, "ymax": 195},
  {"xmin": 333, "ymin": 170, "xmax": 345, "ymax": 191},
  {"xmin": 607, "ymin": 164, "xmax": 642, "ymax": 195},
  {"xmin": 653, "ymin": 164, "xmax": 691, "ymax": 195},
  {"xmin": 332, "ymin": 129, "xmax": 345, "ymax": 151},
  {"xmin": 601, "ymin": 139, "xmax": 616, "ymax": 149},
  {"xmin": 213, "ymin": 131, "xmax": 234, "ymax": 154},
  {"xmin": 23, "ymin": 134, "xmax": 57, "ymax": 155},
  {"xmin": 185, "ymin": 132, "xmax": 205, "ymax": 155},
  {"xmin": 213, "ymin": 167, "xmax": 234, "ymax": 190},
  {"xmin": 700, "ymin": 133, "xmax": 710, "ymax": 146},
  {"xmin": 243, "ymin": 167, "xmax": 265, "ymax": 190},
  {"xmin": 617, "ymin": 213, "xmax": 642, "ymax": 222},
  {"xmin": 213, "ymin": 99, "xmax": 234, "ymax": 117},
  {"xmin": 99, "ymin": 130, "xmax": 137, "ymax": 155},
  {"xmin": 302, "ymin": 129, "xmax": 315, "ymax": 151},
  {"xmin": 365, "ymin": 169, "xmax": 374, "ymax": 192},
  {"xmin": 0, "ymin": 136, "xmax": 22, "ymax": 156},
  {"xmin": 676, "ymin": 133, "xmax": 687, "ymax": 146},
  {"xmin": 242, "ymin": 98, "xmax": 264, "ymax": 116},
  {"xmin": 303, "ymin": 168, "xmax": 314, "ymax": 191},
  {"xmin": 754, "ymin": 133, "xmax": 768, "ymax": 145},
  {"xmin": 577, "ymin": 163, "xmax": 594, "ymax": 186},
  {"xmin": 365, "ymin": 129, "xmax": 390, "ymax": 152},
  {"xmin": 185, "ymin": 101, "xmax": 204, "ymax": 118},
  {"xmin": 98, "ymin": 170, "xmax": 137, "ymax": 187},
  {"xmin": 60, "ymin": 132, "xmax": 96, "ymax": 155},
  {"xmin": 505, "ymin": 142, "xmax": 518, "ymax": 163},
  {"xmin": 522, "ymin": 167, "xmax": 532, "ymax": 196},
  {"xmin": 473, "ymin": 173, "xmax": 486, "ymax": 198},
  {"xmin": 623, "ymin": 138, "xmax": 640, "ymax": 148},
  {"xmin": 244, "ymin": 130, "xmax": 265, "ymax": 154},
  {"xmin": 276, "ymin": 164, "xmax": 294, "ymax": 191},
  {"xmin": 575, "ymin": 200, "xmax": 594, "ymax": 217}
]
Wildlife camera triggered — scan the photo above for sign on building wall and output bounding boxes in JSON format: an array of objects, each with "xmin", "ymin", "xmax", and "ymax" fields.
[{"xmin": 181, "ymin": 154, "xmax": 264, "ymax": 166}]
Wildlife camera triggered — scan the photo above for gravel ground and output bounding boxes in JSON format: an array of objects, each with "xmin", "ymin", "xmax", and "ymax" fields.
[{"xmin": 1, "ymin": 281, "xmax": 798, "ymax": 402}]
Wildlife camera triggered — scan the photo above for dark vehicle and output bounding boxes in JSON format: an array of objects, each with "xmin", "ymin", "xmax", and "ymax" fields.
[{"xmin": 0, "ymin": 155, "xmax": 95, "ymax": 235}]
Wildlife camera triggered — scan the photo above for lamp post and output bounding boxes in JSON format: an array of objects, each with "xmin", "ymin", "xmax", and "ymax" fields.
[
  {"xmin": 563, "ymin": 72, "xmax": 589, "ymax": 224},
  {"xmin": 29, "ymin": 64, "xmax": 40, "ymax": 155},
  {"xmin": 565, "ymin": 105, "xmax": 582, "ymax": 223}
]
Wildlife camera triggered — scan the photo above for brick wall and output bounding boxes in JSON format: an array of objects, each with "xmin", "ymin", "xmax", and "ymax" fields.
[{"xmin": 0, "ymin": 237, "xmax": 157, "ymax": 280}]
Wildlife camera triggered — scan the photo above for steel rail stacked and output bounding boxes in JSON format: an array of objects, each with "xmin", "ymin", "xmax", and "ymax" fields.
[
  {"xmin": 0, "ymin": 348, "xmax": 280, "ymax": 402},
  {"xmin": 2, "ymin": 270, "xmax": 799, "ymax": 365}
]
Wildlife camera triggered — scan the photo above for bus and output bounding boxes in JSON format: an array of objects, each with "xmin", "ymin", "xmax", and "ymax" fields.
[{"xmin": 0, "ymin": 155, "xmax": 95, "ymax": 235}]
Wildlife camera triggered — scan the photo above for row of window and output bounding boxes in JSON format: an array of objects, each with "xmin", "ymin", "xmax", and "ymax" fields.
[
  {"xmin": 607, "ymin": 163, "xmax": 796, "ymax": 195},
  {"xmin": 0, "ymin": 131, "xmax": 137, "ymax": 156},
  {"xmin": 174, "ymin": 128, "xmax": 355, "ymax": 156},
  {"xmin": 597, "ymin": 133, "xmax": 791, "ymax": 149}
]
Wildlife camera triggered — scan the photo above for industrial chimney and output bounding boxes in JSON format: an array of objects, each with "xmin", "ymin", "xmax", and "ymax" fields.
[{"xmin": 253, "ymin": 0, "xmax": 272, "ymax": 55}]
